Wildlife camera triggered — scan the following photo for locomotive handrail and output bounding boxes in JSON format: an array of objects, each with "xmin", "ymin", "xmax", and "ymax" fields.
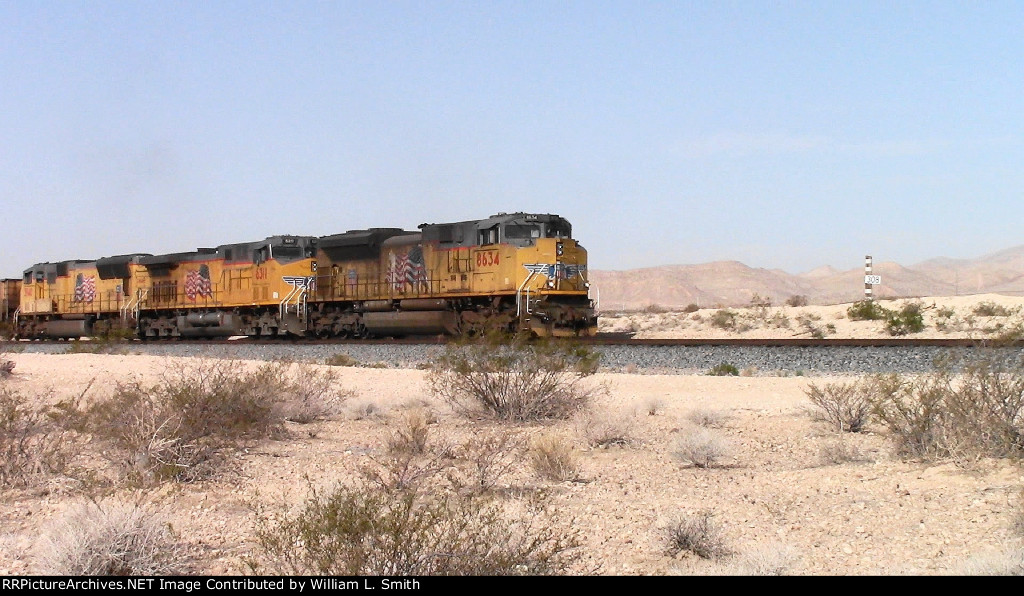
[
  {"xmin": 516, "ymin": 270, "xmax": 539, "ymax": 317},
  {"xmin": 279, "ymin": 285, "xmax": 307, "ymax": 322}
]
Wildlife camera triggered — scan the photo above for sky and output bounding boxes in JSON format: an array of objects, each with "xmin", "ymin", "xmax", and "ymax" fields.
[{"xmin": 2, "ymin": 1, "xmax": 1023, "ymax": 277}]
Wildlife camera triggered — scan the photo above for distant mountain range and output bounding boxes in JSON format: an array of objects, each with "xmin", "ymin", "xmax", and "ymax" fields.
[{"xmin": 589, "ymin": 245, "xmax": 1024, "ymax": 310}]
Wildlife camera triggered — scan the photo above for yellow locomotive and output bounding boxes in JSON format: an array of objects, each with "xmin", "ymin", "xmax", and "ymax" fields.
[
  {"xmin": 12, "ymin": 212, "xmax": 596, "ymax": 339},
  {"xmin": 312, "ymin": 212, "xmax": 595, "ymax": 337}
]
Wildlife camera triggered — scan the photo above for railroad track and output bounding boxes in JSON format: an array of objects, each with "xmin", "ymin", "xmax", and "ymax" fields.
[{"xmin": 2, "ymin": 334, "xmax": 1020, "ymax": 348}]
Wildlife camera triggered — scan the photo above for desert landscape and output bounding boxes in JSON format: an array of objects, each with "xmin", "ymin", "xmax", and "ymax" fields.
[{"xmin": 1, "ymin": 292, "xmax": 1023, "ymax": 576}]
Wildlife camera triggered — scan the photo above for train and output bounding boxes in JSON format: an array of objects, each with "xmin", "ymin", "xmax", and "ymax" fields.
[{"xmin": 3, "ymin": 212, "xmax": 597, "ymax": 340}]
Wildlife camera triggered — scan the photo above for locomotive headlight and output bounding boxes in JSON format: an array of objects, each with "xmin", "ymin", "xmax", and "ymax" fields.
[{"xmin": 556, "ymin": 242, "xmax": 564, "ymax": 256}]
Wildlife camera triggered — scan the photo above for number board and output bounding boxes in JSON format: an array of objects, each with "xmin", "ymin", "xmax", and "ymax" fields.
[
  {"xmin": 476, "ymin": 250, "xmax": 500, "ymax": 268},
  {"xmin": 864, "ymin": 275, "xmax": 882, "ymax": 285}
]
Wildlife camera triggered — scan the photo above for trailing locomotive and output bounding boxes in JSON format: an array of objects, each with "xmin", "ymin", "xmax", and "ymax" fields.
[{"xmin": 10, "ymin": 212, "xmax": 597, "ymax": 339}]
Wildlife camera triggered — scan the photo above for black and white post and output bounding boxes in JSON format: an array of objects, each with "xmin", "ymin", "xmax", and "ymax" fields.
[{"xmin": 864, "ymin": 255, "xmax": 881, "ymax": 300}]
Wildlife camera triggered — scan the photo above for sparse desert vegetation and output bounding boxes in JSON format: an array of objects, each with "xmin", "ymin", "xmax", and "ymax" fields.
[
  {"xmin": 598, "ymin": 293, "xmax": 1024, "ymax": 341},
  {"xmin": 2, "ymin": 313, "xmax": 1024, "ymax": 575}
]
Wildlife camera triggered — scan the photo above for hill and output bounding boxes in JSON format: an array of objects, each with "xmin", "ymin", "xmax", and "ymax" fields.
[{"xmin": 590, "ymin": 245, "xmax": 1024, "ymax": 310}]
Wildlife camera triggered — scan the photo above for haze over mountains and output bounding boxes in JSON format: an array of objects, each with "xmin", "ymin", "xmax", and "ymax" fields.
[{"xmin": 590, "ymin": 245, "xmax": 1024, "ymax": 310}]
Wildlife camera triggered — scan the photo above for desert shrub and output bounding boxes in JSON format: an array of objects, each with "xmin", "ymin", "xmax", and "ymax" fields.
[
  {"xmin": 427, "ymin": 333, "xmax": 600, "ymax": 422},
  {"xmin": 387, "ymin": 409, "xmax": 433, "ymax": 455},
  {"xmin": 683, "ymin": 303, "xmax": 701, "ymax": 313},
  {"xmin": 642, "ymin": 398, "xmax": 663, "ymax": 416},
  {"xmin": 749, "ymin": 294, "xmax": 772, "ymax": 309},
  {"xmin": 805, "ymin": 379, "xmax": 872, "ymax": 432},
  {"xmin": 458, "ymin": 432, "xmax": 522, "ymax": 493},
  {"xmin": 728, "ymin": 543, "xmax": 800, "ymax": 575},
  {"xmin": 709, "ymin": 310, "xmax": 737, "ymax": 331},
  {"xmin": 708, "ymin": 362, "xmax": 739, "ymax": 377},
  {"xmin": 817, "ymin": 438, "xmax": 867, "ymax": 466},
  {"xmin": 786, "ymin": 295, "xmax": 809, "ymax": 307},
  {"xmin": 685, "ymin": 408, "xmax": 728, "ymax": 428},
  {"xmin": 1012, "ymin": 488, "xmax": 1024, "ymax": 538},
  {"xmin": 796, "ymin": 313, "xmax": 833, "ymax": 338},
  {"xmin": 885, "ymin": 302, "xmax": 926, "ymax": 336},
  {"xmin": 0, "ymin": 386, "xmax": 79, "ymax": 487},
  {"xmin": 529, "ymin": 434, "xmax": 580, "ymax": 482},
  {"xmin": 643, "ymin": 303, "xmax": 666, "ymax": 314},
  {"xmin": 847, "ymin": 300, "xmax": 889, "ymax": 321},
  {"xmin": 1, "ymin": 353, "xmax": 14, "ymax": 377},
  {"xmin": 575, "ymin": 407, "xmax": 635, "ymax": 447},
  {"xmin": 325, "ymin": 353, "xmax": 359, "ymax": 367},
  {"xmin": 973, "ymin": 302, "xmax": 1014, "ymax": 317},
  {"xmin": 361, "ymin": 449, "xmax": 453, "ymax": 495},
  {"xmin": 955, "ymin": 549, "xmax": 1024, "ymax": 576},
  {"xmin": 251, "ymin": 482, "xmax": 579, "ymax": 575},
  {"xmin": 869, "ymin": 352, "xmax": 1024, "ymax": 461},
  {"xmin": 349, "ymin": 399, "xmax": 386, "ymax": 421},
  {"xmin": 39, "ymin": 500, "xmax": 189, "ymax": 575},
  {"xmin": 673, "ymin": 428, "xmax": 732, "ymax": 468},
  {"xmin": 87, "ymin": 359, "xmax": 345, "ymax": 483},
  {"xmin": 664, "ymin": 510, "xmax": 730, "ymax": 559}
]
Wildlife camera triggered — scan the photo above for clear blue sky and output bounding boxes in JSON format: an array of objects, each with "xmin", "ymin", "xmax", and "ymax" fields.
[{"xmin": 2, "ymin": 1, "xmax": 1022, "ymax": 277}]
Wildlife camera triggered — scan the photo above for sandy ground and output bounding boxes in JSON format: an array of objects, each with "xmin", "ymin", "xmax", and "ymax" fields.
[
  {"xmin": 600, "ymin": 293, "xmax": 1024, "ymax": 341},
  {"xmin": 1, "ymin": 345, "xmax": 1022, "ymax": 576}
]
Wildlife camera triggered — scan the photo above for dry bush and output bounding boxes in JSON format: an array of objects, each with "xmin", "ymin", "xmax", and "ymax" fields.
[
  {"xmin": 86, "ymin": 359, "xmax": 346, "ymax": 483},
  {"xmin": 673, "ymin": 428, "xmax": 732, "ymax": 468},
  {"xmin": 727, "ymin": 543, "xmax": 799, "ymax": 575},
  {"xmin": 458, "ymin": 431, "xmax": 522, "ymax": 493},
  {"xmin": 325, "ymin": 353, "xmax": 360, "ymax": 367},
  {"xmin": 709, "ymin": 309, "xmax": 737, "ymax": 331},
  {"xmin": 1012, "ymin": 489, "xmax": 1024, "ymax": 539},
  {"xmin": 1, "ymin": 353, "xmax": 14, "ymax": 378},
  {"xmin": 251, "ymin": 482, "xmax": 579, "ymax": 575},
  {"xmin": 685, "ymin": 408, "xmax": 729, "ymax": 428},
  {"xmin": 274, "ymin": 362, "xmax": 348, "ymax": 424},
  {"xmin": 786, "ymin": 295, "xmax": 809, "ymax": 307},
  {"xmin": 816, "ymin": 437, "xmax": 868, "ymax": 466},
  {"xmin": 973, "ymin": 302, "xmax": 1015, "ymax": 317},
  {"xmin": 348, "ymin": 399, "xmax": 387, "ymax": 421},
  {"xmin": 427, "ymin": 334, "xmax": 601, "ymax": 422},
  {"xmin": 0, "ymin": 386, "xmax": 79, "ymax": 487},
  {"xmin": 955, "ymin": 549, "xmax": 1024, "ymax": 576},
  {"xmin": 387, "ymin": 409, "xmax": 433, "ymax": 455},
  {"xmin": 361, "ymin": 449, "xmax": 453, "ymax": 495},
  {"xmin": 529, "ymin": 434, "xmax": 580, "ymax": 482},
  {"xmin": 664, "ymin": 510, "xmax": 730, "ymax": 559},
  {"xmin": 38, "ymin": 500, "xmax": 189, "ymax": 575},
  {"xmin": 575, "ymin": 407, "xmax": 636, "ymax": 447},
  {"xmin": 707, "ymin": 362, "xmax": 739, "ymax": 376},
  {"xmin": 805, "ymin": 379, "xmax": 872, "ymax": 433},
  {"xmin": 642, "ymin": 398, "xmax": 663, "ymax": 416},
  {"xmin": 870, "ymin": 352, "xmax": 1024, "ymax": 461}
]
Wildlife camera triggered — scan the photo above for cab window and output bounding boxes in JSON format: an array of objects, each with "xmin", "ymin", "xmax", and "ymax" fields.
[
  {"xmin": 272, "ymin": 245, "xmax": 303, "ymax": 260},
  {"xmin": 504, "ymin": 224, "xmax": 540, "ymax": 240},
  {"xmin": 478, "ymin": 226, "xmax": 498, "ymax": 245},
  {"xmin": 546, "ymin": 221, "xmax": 571, "ymax": 238}
]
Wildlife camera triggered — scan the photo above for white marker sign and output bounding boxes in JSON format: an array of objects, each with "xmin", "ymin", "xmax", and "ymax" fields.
[{"xmin": 864, "ymin": 275, "xmax": 882, "ymax": 285}]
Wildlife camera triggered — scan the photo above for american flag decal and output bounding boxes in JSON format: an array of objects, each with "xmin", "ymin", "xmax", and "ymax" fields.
[
  {"xmin": 523, "ymin": 263, "xmax": 586, "ymax": 280},
  {"xmin": 283, "ymin": 276, "xmax": 316, "ymax": 290},
  {"xmin": 73, "ymin": 274, "xmax": 96, "ymax": 303},
  {"xmin": 184, "ymin": 265, "xmax": 213, "ymax": 301},
  {"xmin": 386, "ymin": 246, "xmax": 427, "ymax": 292}
]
